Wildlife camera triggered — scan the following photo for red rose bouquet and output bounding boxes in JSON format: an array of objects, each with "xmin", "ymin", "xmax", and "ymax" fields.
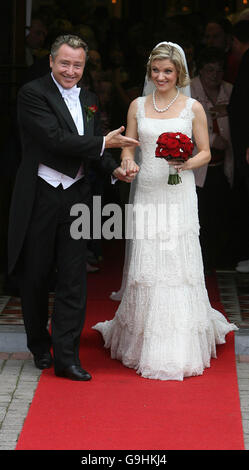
[{"xmin": 155, "ymin": 132, "xmax": 194, "ymax": 184}]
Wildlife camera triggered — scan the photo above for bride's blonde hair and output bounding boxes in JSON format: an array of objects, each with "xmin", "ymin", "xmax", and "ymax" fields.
[{"xmin": 147, "ymin": 43, "xmax": 190, "ymax": 88}]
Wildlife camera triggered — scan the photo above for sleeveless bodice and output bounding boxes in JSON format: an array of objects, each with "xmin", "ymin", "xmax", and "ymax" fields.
[
  {"xmin": 133, "ymin": 96, "xmax": 199, "ymax": 239},
  {"xmin": 135, "ymin": 96, "xmax": 195, "ymax": 191}
]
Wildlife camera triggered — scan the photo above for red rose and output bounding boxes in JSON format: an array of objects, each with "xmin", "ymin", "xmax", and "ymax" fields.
[
  {"xmin": 89, "ymin": 105, "xmax": 98, "ymax": 112},
  {"xmin": 157, "ymin": 132, "xmax": 179, "ymax": 147},
  {"xmin": 178, "ymin": 133, "xmax": 194, "ymax": 157},
  {"xmin": 157, "ymin": 132, "xmax": 172, "ymax": 144},
  {"xmin": 178, "ymin": 133, "xmax": 189, "ymax": 143},
  {"xmin": 156, "ymin": 147, "xmax": 172, "ymax": 158},
  {"xmin": 85, "ymin": 104, "xmax": 98, "ymax": 122},
  {"xmin": 180, "ymin": 141, "xmax": 194, "ymax": 159}
]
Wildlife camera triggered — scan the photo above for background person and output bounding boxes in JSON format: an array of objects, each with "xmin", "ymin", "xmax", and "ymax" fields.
[
  {"xmin": 228, "ymin": 20, "xmax": 249, "ymax": 273},
  {"xmin": 191, "ymin": 47, "xmax": 234, "ymax": 272}
]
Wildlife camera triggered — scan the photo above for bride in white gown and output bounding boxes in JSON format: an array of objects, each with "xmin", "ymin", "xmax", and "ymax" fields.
[{"xmin": 93, "ymin": 42, "xmax": 238, "ymax": 381}]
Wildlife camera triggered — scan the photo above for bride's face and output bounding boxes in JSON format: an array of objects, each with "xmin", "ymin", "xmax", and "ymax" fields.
[{"xmin": 151, "ymin": 59, "xmax": 178, "ymax": 92}]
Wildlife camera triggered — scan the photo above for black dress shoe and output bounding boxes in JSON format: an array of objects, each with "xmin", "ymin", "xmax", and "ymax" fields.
[
  {"xmin": 55, "ymin": 365, "xmax": 92, "ymax": 381},
  {"xmin": 34, "ymin": 352, "xmax": 53, "ymax": 370}
]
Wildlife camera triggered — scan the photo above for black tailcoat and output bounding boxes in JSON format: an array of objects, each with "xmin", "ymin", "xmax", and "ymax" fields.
[
  {"xmin": 8, "ymin": 73, "xmax": 118, "ymax": 274},
  {"xmin": 228, "ymin": 48, "xmax": 249, "ymax": 178}
]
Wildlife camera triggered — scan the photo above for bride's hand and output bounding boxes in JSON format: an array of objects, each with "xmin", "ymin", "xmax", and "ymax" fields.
[
  {"xmin": 121, "ymin": 158, "xmax": 140, "ymax": 175},
  {"xmin": 168, "ymin": 160, "xmax": 190, "ymax": 173},
  {"xmin": 113, "ymin": 166, "xmax": 138, "ymax": 183}
]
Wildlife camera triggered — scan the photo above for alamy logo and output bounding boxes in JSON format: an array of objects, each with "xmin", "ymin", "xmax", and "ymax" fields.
[{"xmin": 70, "ymin": 196, "xmax": 178, "ymax": 250}]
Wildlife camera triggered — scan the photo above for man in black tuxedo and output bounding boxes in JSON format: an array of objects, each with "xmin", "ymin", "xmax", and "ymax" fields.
[
  {"xmin": 228, "ymin": 21, "xmax": 249, "ymax": 181},
  {"xmin": 8, "ymin": 35, "xmax": 139, "ymax": 381},
  {"xmin": 228, "ymin": 21, "xmax": 249, "ymax": 266}
]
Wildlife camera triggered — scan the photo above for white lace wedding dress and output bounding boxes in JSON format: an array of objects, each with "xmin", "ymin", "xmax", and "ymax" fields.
[{"xmin": 93, "ymin": 96, "xmax": 238, "ymax": 381}]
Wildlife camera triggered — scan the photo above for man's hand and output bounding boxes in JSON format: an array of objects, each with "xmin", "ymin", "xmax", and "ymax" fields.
[
  {"xmin": 112, "ymin": 166, "xmax": 138, "ymax": 183},
  {"xmin": 105, "ymin": 126, "xmax": 139, "ymax": 149}
]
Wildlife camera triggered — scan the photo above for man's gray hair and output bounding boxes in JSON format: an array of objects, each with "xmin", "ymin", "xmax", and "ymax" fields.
[{"xmin": 50, "ymin": 34, "xmax": 88, "ymax": 60}]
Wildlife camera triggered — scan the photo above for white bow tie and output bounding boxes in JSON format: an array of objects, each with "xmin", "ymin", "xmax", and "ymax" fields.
[{"xmin": 61, "ymin": 86, "xmax": 81, "ymax": 103}]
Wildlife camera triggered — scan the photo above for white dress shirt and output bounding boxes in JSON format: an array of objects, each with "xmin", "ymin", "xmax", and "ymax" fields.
[{"xmin": 38, "ymin": 73, "xmax": 105, "ymax": 189}]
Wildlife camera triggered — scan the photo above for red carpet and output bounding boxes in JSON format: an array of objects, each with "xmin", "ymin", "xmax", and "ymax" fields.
[{"xmin": 16, "ymin": 241, "xmax": 244, "ymax": 450}]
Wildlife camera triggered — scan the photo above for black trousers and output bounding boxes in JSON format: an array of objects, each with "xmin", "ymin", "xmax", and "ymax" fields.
[
  {"xmin": 230, "ymin": 172, "xmax": 249, "ymax": 261},
  {"xmin": 18, "ymin": 177, "xmax": 88, "ymax": 371},
  {"xmin": 197, "ymin": 165, "xmax": 233, "ymax": 271}
]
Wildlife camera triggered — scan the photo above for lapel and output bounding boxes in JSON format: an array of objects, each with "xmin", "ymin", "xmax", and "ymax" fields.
[
  {"xmin": 43, "ymin": 74, "xmax": 93, "ymax": 136},
  {"xmin": 43, "ymin": 74, "xmax": 78, "ymax": 134},
  {"xmin": 79, "ymin": 87, "xmax": 94, "ymax": 136}
]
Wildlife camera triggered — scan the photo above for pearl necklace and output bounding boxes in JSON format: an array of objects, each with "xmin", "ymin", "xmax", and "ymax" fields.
[{"xmin": 152, "ymin": 88, "xmax": 179, "ymax": 113}]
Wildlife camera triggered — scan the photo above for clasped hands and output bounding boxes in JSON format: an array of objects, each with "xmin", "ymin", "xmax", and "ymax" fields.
[
  {"xmin": 106, "ymin": 126, "xmax": 140, "ymax": 183},
  {"xmin": 113, "ymin": 158, "xmax": 139, "ymax": 183}
]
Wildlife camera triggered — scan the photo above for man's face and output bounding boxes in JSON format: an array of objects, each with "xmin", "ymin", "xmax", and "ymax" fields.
[
  {"xmin": 204, "ymin": 23, "xmax": 227, "ymax": 50},
  {"xmin": 26, "ymin": 19, "xmax": 47, "ymax": 49},
  {"xmin": 50, "ymin": 44, "xmax": 86, "ymax": 89}
]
